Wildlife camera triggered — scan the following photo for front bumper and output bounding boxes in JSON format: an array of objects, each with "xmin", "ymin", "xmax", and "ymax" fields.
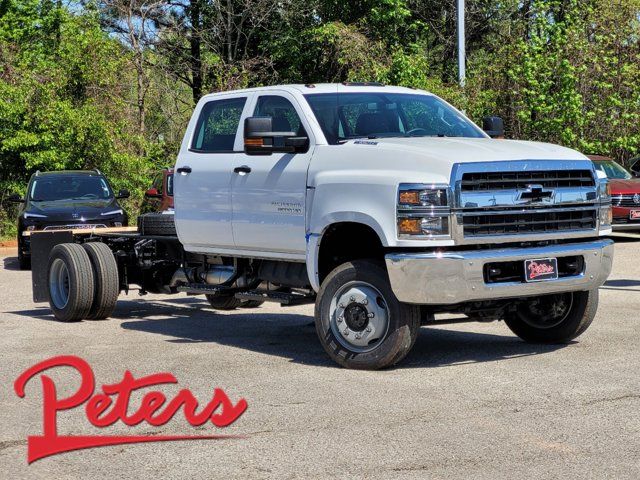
[{"xmin": 385, "ymin": 239, "xmax": 614, "ymax": 305}]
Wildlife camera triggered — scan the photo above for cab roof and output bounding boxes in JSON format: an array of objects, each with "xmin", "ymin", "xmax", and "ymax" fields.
[{"xmin": 200, "ymin": 83, "xmax": 431, "ymax": 101}]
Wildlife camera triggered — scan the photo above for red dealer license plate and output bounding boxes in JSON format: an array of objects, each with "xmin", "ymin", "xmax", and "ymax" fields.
[
  {"xmin": 524, "ymin": 258, "xmax": 558, "ymax": 283},
  {"xmin": 630, "ymin": 210, "xmax": 640, "ymax": 220}
]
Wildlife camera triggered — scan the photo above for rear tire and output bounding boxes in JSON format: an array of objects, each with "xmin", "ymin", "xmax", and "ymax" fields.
[
  {"xmin": 504, "ymin": 290, "xmax": 598, "ymax": 343},
  {"xmin": 206, "ymin": 294, "xmax": 243, "ymax": 310},
  {"xmin": 82, "ymin": 242, "xmax": 119, "ymax": 319},
  {"xmin": 47, "ymin": 243, "xmax": 95, "ymax": 322},
  {"xmin": 315, "ymin": 260, "xmax": 420, "ymax": 370}
]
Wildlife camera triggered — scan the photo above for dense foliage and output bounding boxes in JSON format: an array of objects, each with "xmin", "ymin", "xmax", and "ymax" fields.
[{"xmin": 1, "ymin": 0, "xmax": 640, "ymax": 238}]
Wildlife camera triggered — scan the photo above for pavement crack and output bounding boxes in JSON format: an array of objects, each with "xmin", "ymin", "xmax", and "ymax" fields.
[
  {"xmin": 0, "ymin": 439, "xmax": 27, "ymax": 452},
  {"xmin": 583, "ymin": 393, "xmax": 640, "ymax": 406}
]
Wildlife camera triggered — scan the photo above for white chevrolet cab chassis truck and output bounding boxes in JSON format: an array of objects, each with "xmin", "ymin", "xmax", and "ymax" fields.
[{"xmin": 31, "ymin": 83, "xmax": 614, "ymax": 369}]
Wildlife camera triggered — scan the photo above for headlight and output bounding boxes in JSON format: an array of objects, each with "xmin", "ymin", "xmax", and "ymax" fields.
[
  {"xmin": 398, "ymin": 187, "xmax": 448, "ymax": 207},
  {"xmin": 397, "ymin": 184, "xmax": 451, "ymax": 238},
  {"xmin": 101, "ymin": 209, "xmax": 123, "ymax": 216},
  {"xmin": 24, "ymin": 212, "xmax": 47, "ymax": 219}
]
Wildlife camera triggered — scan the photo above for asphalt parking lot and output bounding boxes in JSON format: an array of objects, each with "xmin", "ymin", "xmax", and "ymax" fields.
[{"xmin": 1, "ymin": 235, "xmax": 639, "ymax": 479}]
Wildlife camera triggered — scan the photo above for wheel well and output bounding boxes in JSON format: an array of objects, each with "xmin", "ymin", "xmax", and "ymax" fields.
[{"xmin": 318, "ymin": 222, "xmax": 384, "ymax": 284}]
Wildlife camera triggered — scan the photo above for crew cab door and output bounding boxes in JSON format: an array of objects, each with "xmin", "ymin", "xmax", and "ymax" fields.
[
  {"xmin": 231, "ymin": 93, "xmax": 314, "ymax": 255},
  {"xmin": 174, "ymin": 94, "xmax": 251, "ymax": 250}
]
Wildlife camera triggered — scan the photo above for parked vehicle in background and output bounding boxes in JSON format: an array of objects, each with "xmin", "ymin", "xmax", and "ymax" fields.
[
  {"xmin": 30, "ymin": 84, "xmax": 614, "ymax": 369},
  {"xmin": 141, "ymin": 168, "xmax": 174, "ymax": 214},
  {"xmin": 589, "ymin": 155, "xmax": 640, "ymax": 231},
  {"xmin": 7, "ymin": 170, "xmax": 129, "ymax": 270}
]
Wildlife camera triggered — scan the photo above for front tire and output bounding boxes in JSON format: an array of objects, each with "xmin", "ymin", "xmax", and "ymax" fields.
[
  {"xmin": 504, "ymin": 290, "xmax": 598, "ymax": 343},
  {"xmin": 315, "ymin": 260, "xmax": 420, "ymax": 370},
  {"xmin": 17, "ymin": 234, "xmax": 30, "ymax": 270}
]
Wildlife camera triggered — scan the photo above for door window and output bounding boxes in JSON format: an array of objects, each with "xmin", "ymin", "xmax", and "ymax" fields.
[
  {"xmin": 253, "ymin": 95, "xmax": 307, "ymax": 137},
  {"xmin": 191, "ymin": 97, "xmax": 247, "ymax": 153}
]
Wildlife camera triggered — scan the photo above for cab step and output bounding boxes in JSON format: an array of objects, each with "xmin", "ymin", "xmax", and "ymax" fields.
[{"xmin": 235, "ymin": 290, "xmax": 316, "ymax": 306}]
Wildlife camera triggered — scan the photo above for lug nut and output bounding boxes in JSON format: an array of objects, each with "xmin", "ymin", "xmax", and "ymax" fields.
[
  {"xmin": 339, "ymin": 303, "xmax": 344, "ymax": 308},
  {"xmin": 365, "ymin": 327, "xmax": 372, "ymax": 333},
  {"xmin": 355, "ymin": 334, "xmax": 361, "ymax": 339},
  {"xmin": 337, "ymin": 316, "xmax": 343, "ymax": 323},
  {"xmin": 343, "ymin": 329, "xmax": 349, "ymax": 336},
  {"xmin": 361, "ymin": 299, "xmax": 368, "ymax": 305},
  {"xmin": 368, "ymin": 312, "xmax": 375, "ymax": 318},
  {"xmin": 350, "ymin": 296, "xmax": 355, "ymax": 301}
]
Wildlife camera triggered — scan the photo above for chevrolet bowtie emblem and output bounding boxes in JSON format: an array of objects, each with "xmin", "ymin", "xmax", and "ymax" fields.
[{"xmin": 518, "ymin": 184, "xmax": 553, "ymax": 203}]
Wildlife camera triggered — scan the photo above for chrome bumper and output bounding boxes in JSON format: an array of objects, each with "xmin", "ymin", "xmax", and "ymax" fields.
[{"xmin": 385, "ymin": 239, "xmax": 614, "ymax": 305}]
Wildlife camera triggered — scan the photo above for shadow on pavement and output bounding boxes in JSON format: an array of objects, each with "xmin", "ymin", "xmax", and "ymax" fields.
[
  {"xmin": 110, "ymin": 298, "xmax": 566, "ymax": 370},
  {"xmin": 8, "ymin": 296, "xmax": 567, "ymax": 369}
]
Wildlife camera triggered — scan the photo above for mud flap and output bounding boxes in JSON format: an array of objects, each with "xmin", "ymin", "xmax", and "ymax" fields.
[{"xmin": 31, "ymin": 231, "xmax": 74, "ymax": 303}]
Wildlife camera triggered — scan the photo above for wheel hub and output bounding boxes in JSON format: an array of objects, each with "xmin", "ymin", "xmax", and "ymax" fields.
[
  {"xmin": 344, "ymin": 303, "xmax": 369, "ymax": 331},
  {"xmin": 330, "ymin": 282, "xmax": 389, "ymax": 352},
  {"xmin": 520, "ymin": 293, "xmax": 573, "ymax": 329}
]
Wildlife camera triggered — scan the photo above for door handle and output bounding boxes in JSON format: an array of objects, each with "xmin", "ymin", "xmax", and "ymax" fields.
[
  {"xmin": 234, "ymin": 165, "xmax": 252, "ymax": 175},
  {"xmin": 177, "ymin": 166, "xmax": 192, "ymax": 174}
]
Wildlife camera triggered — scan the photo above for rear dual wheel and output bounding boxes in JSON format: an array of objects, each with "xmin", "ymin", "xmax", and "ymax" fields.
[{"xmin": 47, "ymin": 243, "xmax": 118, "ymax": 322}]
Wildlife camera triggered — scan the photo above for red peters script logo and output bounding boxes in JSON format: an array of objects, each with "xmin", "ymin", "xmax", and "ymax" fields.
[
  {"xmin": 528, "ymin": 261, "xmax": 555, "ymax": 280},
  {"xmin": 14, "ymin": 355, "xmax": 247, "ymax": 463}
]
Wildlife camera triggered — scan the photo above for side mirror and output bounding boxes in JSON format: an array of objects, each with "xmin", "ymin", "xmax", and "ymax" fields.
[
  {"xmin": 483, "ymin": 116, "xmax": 504, "ymax": 138},
  {"xmin": 145, "ymin": 187, "xmax": 161, "ymax": 198},
  {"xmin": 7, "ymin": 193, "xmax": 24, "ymax": 203},
  {"xmin": 244, "ymin": 116, "xmax": 308, "ymax": 155},
  {"xmin": 116, "ymin": 189, "xmax": 130, "ymax": 199}
]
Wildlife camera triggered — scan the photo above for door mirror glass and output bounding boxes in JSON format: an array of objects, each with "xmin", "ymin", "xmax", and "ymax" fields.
[
  {"xmin": 244, "ymin": 116, "xmax": 308, "ymax": 155},
  {"xmin": 7, "ymin": 193, "xmax": 24, "ymax": 203},
  {"xmin": 483, "ymin": 116, "xmax": 505, "ymax": 138}
]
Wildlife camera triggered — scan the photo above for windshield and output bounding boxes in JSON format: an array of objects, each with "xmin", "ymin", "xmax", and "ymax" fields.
[
  {"xmin": 30, "ymin": 175, "xmax": 113, "ymax": 202},
  {"xmin": 304, "ymin": 92, "xmax": 485, "ymax": 144},
  {"xmin": 594, "ymin": 160, "xmax": 632, "ymax": 180}
]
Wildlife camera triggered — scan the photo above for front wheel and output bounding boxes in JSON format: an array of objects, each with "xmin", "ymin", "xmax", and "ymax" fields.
[
  {"xmin": 315, "ymin": 260, "xmax": 420, "ymax": 370},
  {"xmin": 504, "ymin": 290, "xmax": 598, "ymax": 344}
]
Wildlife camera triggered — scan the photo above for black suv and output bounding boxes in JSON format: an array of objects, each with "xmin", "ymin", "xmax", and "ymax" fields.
[{"xmin": 8, "ymin": 170, "xmax": 129, "ymax": 269}]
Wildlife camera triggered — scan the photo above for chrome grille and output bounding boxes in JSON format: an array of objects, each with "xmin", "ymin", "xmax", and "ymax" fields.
[
  {"xmin": 612, "ymin": 194, "xmax": 640, "ymax": 207},
  {"xmin": 460, "ymin": 170, "xmax": 595, "ymax": 191},
  {"xmin": 43, "ymin": 224, "xmax": 106, "ymax": 231},
  {"xmin": 452, "ymin": 161, "xmax": 600, "ymax": 244},
  {"xmin": 461, "ymin": 207, "xmax": 597, "ymax": 236}
]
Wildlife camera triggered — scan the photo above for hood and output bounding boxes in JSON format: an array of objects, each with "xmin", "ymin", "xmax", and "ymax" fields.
[
  {"xmin": 349, "ymin": 137, "xmax": 588, "ymax": 163},
  {"xmin": 321, "ymin": 137, "xmax": 591, "ymax": 185},
  {"xmin": 608, "ymin": 178, "xmax": 640, "ymax": 194},
  {"xmin": 28, "ymin": 198, "xmax": 121, "ymax": 220}
]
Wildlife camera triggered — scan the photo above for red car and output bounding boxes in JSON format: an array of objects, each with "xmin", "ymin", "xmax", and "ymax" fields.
[
  {"xmin": 590, "ymin": 156, "xmax": 640, "ymax": 231},
  {"xmin": 141, "ymin": 168, "xmax": 174, "ymax": 213}
]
